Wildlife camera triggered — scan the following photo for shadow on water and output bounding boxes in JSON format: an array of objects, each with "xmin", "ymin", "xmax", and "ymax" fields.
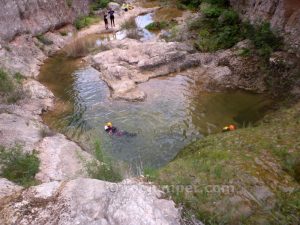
[{"xmin": 39, "ymin": 32, "xmax": 273, "ymax": 172}]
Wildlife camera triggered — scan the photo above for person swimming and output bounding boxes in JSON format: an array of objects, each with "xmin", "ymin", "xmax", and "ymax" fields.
[
  {"xmin": 222, "ymin": 124, "xmax": 237, "ymax": 132},
  {"xmin": 104, "ymin": 122, "xmax": 137, "ymax": 137}
]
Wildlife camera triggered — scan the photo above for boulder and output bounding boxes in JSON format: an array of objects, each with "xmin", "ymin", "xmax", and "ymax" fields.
[
  {"xmin": 91, "ymin": 39, "xmax": 200, "ymax": 101},
  {"xmin": 35, "ymin": 134, "xmax": 92, "ymax": 183},
  {"xmin": 0, "ymin": 178, "xmax": 181, "ymax": 225}
]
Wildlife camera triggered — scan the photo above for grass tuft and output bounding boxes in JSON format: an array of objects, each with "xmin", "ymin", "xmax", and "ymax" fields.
[
  {"xmin": 0, "ymin": 145, "xmax": 40, "ymax": 187},
  {"xmin": 37, "ymin": 35, "xmax": 54, "ymax": 45},
  {"xmin": 83, "ymin": 140, "xmax": 122, "ymax": 182},
  {"xmin": 0, "ymin": 69, "xmax": 25, "ymax": 104},
  {"xmin": 145, "ymin": 21, "xmax": 170, "ymax": 31},
  {"xmin": 74, "ymin": 16, "xmax": 100, "ymax": 30}
]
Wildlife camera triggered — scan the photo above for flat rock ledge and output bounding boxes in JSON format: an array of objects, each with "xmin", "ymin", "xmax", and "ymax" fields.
[
  {"xmin": 90, "ymin": 39, "xmax": 269, "ymax": 101},
  {"xmin": 0, "ymin": 178, "xmax": 180, "ymax": 225}
]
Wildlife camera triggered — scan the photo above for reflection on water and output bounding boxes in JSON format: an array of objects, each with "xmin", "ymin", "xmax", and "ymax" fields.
[
  {"xmin": 135, "ymin": 13, "xmax": 156, "ymax": 41},
  {"xmin": 39, "ymin": 52, "xmax": 272, "ymax": 170}
]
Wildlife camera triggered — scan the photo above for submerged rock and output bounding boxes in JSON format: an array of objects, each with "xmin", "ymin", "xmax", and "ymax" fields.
[{"xmin": 0, "ymin": 178, "xmax": 181, "ymax": 225}]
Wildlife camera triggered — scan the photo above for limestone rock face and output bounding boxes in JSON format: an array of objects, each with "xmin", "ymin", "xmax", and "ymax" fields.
[
  {"xmin": 0, "ymin": 178, "xmax": 181, "ymax": 225},
  {"xmin": 0, "ymin": 113, "xmax": 45, "ymax": 152},
  {"xmin": 21, "ymin": 79, "xmax": 55, "ymax": 114},
  {"xmin": 91, "ymin": 38, "xmax": 271, "ymax": 100},
  {"xmin": 0, "ymin": 179, "xmax": 22, "ymax": 199},
  {"xmin": 230, "ymin": 0, "xmax": 300, "ymax": 55},
  {"xmin": 0, "ymin": 0, "xmax": 90, "ymax": 42},
  {"xmin": 35, "ymin": 134, "xmax": 91, "ymax": 183},
  {"xmin": 91, "ymin": 39, "xmax": 199, "ymax": 101}
]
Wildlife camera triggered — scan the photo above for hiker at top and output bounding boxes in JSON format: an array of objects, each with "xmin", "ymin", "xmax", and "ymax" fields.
[
  {"xmin": 108, "ymin": 8, "xmax": 115, "ymax": 27},
  {"xmin": 103, "ymin": 12, "xmax": 108, "ymax": 30}
]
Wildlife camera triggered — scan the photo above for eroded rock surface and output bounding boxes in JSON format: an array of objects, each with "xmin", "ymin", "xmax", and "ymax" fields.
[
  {"xmin": 230, "ymin": 0, "xmax": 300, "ymax": 55},
  {"xmin": 91, "ymin": 39, "xmax": 198, "ymax": 100},
  {"xmin": 0, "ymin": 0, "xmax": 89, "ymax": 42},
  {"xmin": 0, "ymin": 178, "xmax": 180, "ymax": 225},
  {"xmin": 0, "ymin": 178, "xmax": 22, "ymax": 199},
  {"xmin": 35, "ymin": 134, "xmax": 91, "ymax": 183},
  {"xmin": 91, "ymin": 39, "xmax": 270, "ymax": 101}
]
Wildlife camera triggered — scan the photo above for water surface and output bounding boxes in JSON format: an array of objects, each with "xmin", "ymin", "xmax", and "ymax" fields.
[{"xmin": 39, "ymin": 52, "xmax": 272, "ymax": 170}]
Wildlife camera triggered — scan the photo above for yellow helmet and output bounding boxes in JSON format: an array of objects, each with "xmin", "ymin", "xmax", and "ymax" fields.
[{"xmin": 106, "ymin": 122, "xmax": 112, "ymax": 127}]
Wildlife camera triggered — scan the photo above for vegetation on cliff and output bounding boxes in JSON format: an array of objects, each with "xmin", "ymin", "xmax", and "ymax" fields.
[
  {"xmin": 0, "ymin": 69, "xmax": 25, "ymax": 104},
  {"xmin": 0, "ymin": 145, "xmax": 40, "ymax": 187}
]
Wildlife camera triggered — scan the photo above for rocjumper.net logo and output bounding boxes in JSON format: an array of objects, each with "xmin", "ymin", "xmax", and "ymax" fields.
[{"xmin": 107, "ymin": 182, "xmax": 235, "ymax": 195}]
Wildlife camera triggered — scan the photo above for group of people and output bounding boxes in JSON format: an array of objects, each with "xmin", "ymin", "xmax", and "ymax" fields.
[
  {"xmin": 103, "ymin": 4, "xmax": 134, "ymax": 30},
  {"xmin": 104, "ymin": 8, "xmax": 115, "ymax": 30}
]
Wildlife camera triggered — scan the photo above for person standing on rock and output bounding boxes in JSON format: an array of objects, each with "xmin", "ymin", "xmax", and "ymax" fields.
[
  {"xmin": 104, "ymin": 12, "xmax": 109, "ymax": 30},
  {"xmin": 108, "ymin": 8, "xmax": 115, "ymax": 27}
]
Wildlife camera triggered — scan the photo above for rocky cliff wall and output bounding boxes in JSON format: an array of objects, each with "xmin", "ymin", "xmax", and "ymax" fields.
[
  {"xmin": 0, "ymin": 0, "xmax": 90, "ymax": 42},
  {"xmin": 230, "ymin": 0, "xmax": 300, "ymax": 55}
]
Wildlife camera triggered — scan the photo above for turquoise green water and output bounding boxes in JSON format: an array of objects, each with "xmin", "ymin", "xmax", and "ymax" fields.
[
  {"xmin": 39, "ymin": 51, "xmax": 272, "ymax": 170},
  {"xmin": 38, "ymin": 14, "xmax": 272, "ymax": 170}
]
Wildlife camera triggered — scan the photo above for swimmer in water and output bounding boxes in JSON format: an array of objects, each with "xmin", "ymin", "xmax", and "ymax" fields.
[{"xmin": 104, "ymin": 122, "xmax": 137, "ymax": 137}]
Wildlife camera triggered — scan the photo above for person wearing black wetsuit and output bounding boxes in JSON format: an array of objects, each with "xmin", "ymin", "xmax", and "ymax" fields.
[
  {"xmin": 108, "ymin": 9, "xmax": 115, "ymax": 27},
  {"xmin": 104, "ymin": 123, "xmax": 136, "ymax": 137},
  {"xmin": 104, "ymin": 13, "xmax": 108, "ymax": 30}
]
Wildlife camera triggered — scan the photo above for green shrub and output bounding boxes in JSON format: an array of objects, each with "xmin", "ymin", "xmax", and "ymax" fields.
[
  {"xmin": 145, "ymin": 21, "xmax": 169, "ymax": 31},
  {"xmin": 238, "ymin": 48, "xmax": 252, "ymax": 57},
  {"xmin": 84, "ymin": 140, "xmax": 122, "ymax": 182},
  {"xmin": 215, "ymin": 24, "xmax": 241, "ymax": 49},
  {"xmin": 90, "ymin": 0, "xmax": 109, "ymax": 11},
  {"xmin": 0, "ymin": 69, "xmax": 14, "ymax": 93},
  {"xmin": 37, "ymin": 35, "xmax": 54, "ymax": 45},
  {"xmin": 59, "ymin": 31, "xmax": 68, "ymax": 36},
  {"xmin": 0, "ymin": 145, "xmax": 40, "ymax": 187},
  {"xmin": 14, "ymin": 72, "xmax": 26, "ymax": 84},
  {"xmin": 202, "ymin": 0, "xmax": 229, "ymax": 6},
  {"xmin": 178, "ymin": 0, "xmax": 202, "ymax": 9},
  {"xmin": 220, "ymin": 9, "xmax": 239, "ymax": 25},
  {"xmin": 74, "ymin": 16, "xmax": 99, "ymax": 30},
  {"xmin": 202, "ymin": 6, "xmax": 223, "ymax": 18},
  {"xmin": 242, "ymin": 22, "xmax": 282, "ymax": 58},
  {"xmin": 0, "ymin": 69, "xmax": 25, "ymax": 104}
]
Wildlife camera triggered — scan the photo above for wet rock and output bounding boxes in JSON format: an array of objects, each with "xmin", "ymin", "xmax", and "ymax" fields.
[
  {"xmin": 35, "ymin": 134, "xmax": 91, "ymax": 183},
  {"xmin": 0, "ymin": 178, "xmax": 181, "ymax": 225},
  {"xmin": 91, "ymin": 39, "xmax": 200, "ymax": 101},
  {"xmin": 0, "ymin": 179, "xmax": 22, "ymax": 199}
]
